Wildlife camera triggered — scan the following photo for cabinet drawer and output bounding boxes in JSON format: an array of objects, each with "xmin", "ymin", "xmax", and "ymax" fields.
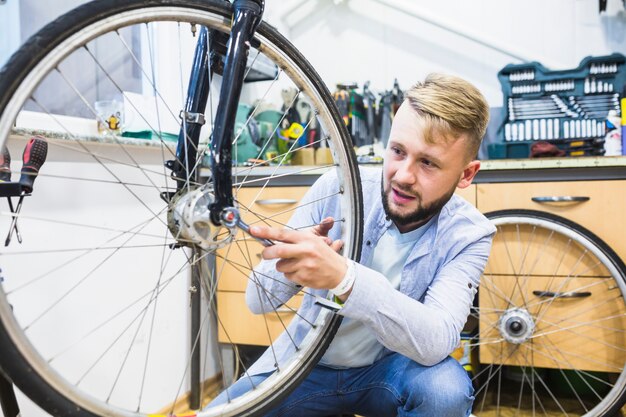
[
  {"xmin": 217, "ymin": 186, "xmax": 308, "ymax": 292},
  {"xmin": 217, "ymin": 291, "xmax": 303, "ymax": 346},
  {"xmin": 479, "ymin": 274, "xmax": 626, "ymax": 372},
  {"xmin": 477, "ymin": 180, "xmax": 626, "ymax": 263},
  {"xmin": 485, "ymin": 217, "xmax": 613, "ymax": 277},
  {"xmin": 234, "ymin": 186, "xmax": 308, "ymax": 228},
  {"xmin": 216, "ymin": 238, "xmax": 264, "ymax": 292}
]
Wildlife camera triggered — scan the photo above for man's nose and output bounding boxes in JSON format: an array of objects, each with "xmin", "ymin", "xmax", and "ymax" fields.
[{"xmin": 393, "ymin": 160, "xmax": 416, "ymax": 185}]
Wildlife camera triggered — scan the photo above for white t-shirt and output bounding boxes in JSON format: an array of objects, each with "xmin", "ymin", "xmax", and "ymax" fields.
[{"xmin": 319, "ymin": 218, "xmax": 433, "ymax": 368}]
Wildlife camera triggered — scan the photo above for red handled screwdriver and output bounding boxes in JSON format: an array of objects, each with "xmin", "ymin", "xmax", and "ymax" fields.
[
  {"xmin": 5, "ymin": 137, "xmax": 48, "ymax": 246},
  {"xmin": 19, "ymin": 136, "xmax": 48, "ymax": 193}
]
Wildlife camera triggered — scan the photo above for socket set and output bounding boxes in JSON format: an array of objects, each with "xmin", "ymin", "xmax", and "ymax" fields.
[{"xmin": 491, "ymin": 53, "xmax": 625, "ymax": 159}]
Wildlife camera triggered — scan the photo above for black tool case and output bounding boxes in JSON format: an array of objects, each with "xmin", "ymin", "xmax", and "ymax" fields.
[{"xmin": 489, "ymin": 53, "xmax": 625, "ymax": 159}]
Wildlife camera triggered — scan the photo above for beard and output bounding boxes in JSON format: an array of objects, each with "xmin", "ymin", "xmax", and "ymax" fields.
[{"xmin": 381, "ymin": 175, "xmax": 456, "ymax": 229}]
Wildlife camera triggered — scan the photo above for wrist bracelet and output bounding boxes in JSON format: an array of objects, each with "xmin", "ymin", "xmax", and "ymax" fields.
[{"xmin": 329, "ymin": 259, "xmax": 355, "ymax": 297}]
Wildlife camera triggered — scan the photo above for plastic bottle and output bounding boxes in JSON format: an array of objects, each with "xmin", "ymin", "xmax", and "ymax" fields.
[{"xmin": 604, "ymin": 110, "xmax": 622, "ymax": 156}]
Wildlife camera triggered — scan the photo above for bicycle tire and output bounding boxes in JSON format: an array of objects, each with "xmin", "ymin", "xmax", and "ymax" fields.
[
  {"xmin": 0, "ymin": 1, "xmax": 363, "ymax": 416},
  {"xmin": 472, "ymin": 209, "xmax": 626, "ymax": 417}
]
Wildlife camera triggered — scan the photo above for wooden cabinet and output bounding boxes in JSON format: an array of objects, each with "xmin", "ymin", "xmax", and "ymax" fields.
[
  {"xmin": 477, "ymin": 180, "xmax": 626, "ymax": 261},
  {"xmin": 216, "ymin": 186, "xmax": 308, "ymax": 345}
]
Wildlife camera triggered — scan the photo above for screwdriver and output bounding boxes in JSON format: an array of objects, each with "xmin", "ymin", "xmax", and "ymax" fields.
[
  {"xmin": 5, "ymin": 137, "xmax": 48, "ymax": 246},
  {"xmin": 19, "ymin": 136, "xmax": 48, "ymax": 193},
  {"xmin": 0, "ymin": 146, "xmax": 11, "ymax": 182},
  {"xmin": 0, "ymin": 145, "xmax": 21, "ymax": 243},
  {"xmin": 0, "ymin": 146, "xmax": 20, "ymax": 242}
]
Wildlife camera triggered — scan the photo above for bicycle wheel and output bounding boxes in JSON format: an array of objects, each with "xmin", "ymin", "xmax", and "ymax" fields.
[
  {"xmin": 471, "ymin": 209, "xmax": 626, "ymax": 417},
  {"xmin": 0, "ymin": 1, "xmax": 362, "ymax": 416}
]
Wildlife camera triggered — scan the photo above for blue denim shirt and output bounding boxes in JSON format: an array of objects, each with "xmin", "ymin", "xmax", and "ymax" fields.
[{"xmin": 245, "ymin": 167, "xmax": 496, "ymax": 375}]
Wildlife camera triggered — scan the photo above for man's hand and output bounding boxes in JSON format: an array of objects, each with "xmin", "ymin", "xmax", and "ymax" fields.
[
  {"xmin": 250, "ymin": 223, "xmax": 347, "ymax": 291},
  {"xmin": 308, "ymin": 216, "xmax": 339, "ymax": 247}
]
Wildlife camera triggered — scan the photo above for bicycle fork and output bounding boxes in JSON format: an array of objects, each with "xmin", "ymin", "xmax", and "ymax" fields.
[
  {"xmin": 165, "ymin": 1, "xmax": 268, "ymax": 409},
  {"xmin": 167, "ymin": 0, "xmax": 272, "ymax": 247}
]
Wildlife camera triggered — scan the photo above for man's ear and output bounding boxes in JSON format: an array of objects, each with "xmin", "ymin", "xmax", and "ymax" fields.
[{"xmin": 457, "ymin": 160, "xmax": 480, "ymax": 189}]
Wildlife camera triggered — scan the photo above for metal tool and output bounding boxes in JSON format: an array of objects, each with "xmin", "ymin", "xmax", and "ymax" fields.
[
  {"xmin": 220, "ymin": 207, "xmax": 274, "ymax": 247},
  {"xmin": 570, "ymin": 94, "xmax": 619, "ymax": 103},
  {"xmin": 4, "ymin": 137, "xmax": 48, "ymax": 246},
  {"xmin": 0, "ymin": 147, "xmax": 19, "ymax": 243},
  {"xmin": 0, "ymin": 147, "xmax": 10, "ymax": 182}
]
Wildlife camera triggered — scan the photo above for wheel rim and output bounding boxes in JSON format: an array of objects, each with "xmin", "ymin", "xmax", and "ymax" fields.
[
  {"xmin": 471, "ymin": 213, "xmax": 626, "ymax": 417},
  {"xmin": 0, "ymin": 3, "xmax": 360, "ymax": 416}
]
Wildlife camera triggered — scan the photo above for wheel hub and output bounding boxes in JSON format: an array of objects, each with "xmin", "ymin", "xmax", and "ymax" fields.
[
  {"xmin": 167, "ymin": 186, "xmax": 236, "ymax": 250},
  {"xmin": 498, "ymin": 308, "xmax": 535, "ymax": 344}
]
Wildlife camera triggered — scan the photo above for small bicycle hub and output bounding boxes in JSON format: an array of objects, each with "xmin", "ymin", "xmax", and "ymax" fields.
[
  {"xmin": 167, "ymin": 186, "xmax": 236, "ymax": 250},
  {"xmin": 498, "ymin": 308, "xmax": 535, "ymax": 344}
]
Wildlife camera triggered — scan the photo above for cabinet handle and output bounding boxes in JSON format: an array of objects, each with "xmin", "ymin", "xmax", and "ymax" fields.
[
  {"xmin": 531, "ymin": 196, "xmax": 590, "ymax": 203},
  {"xmin": 255, "ymin": 199, "xmax": 298, "ymax": 205},
  {"xmin": 532, "ymin": 290, "xmax": 591, "ymax": 298}
]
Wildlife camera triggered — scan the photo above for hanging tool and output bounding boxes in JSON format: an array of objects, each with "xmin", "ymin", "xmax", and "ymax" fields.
[
  {"xmin": 0, "ymin": 146, "xmax": 20, "ymax": 243},
  {"xmin": 4, "ymin": 136, "xmax": 48, "ymax": 246},
  {"xmin": 0, "ymin": 147, "xmax": 10, "ymax": 182}
]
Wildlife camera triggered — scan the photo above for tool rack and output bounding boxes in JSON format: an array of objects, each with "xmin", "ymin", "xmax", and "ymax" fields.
[{"xmin": 489, "ymin": 53, "xmax": 625, "ymax": 159}]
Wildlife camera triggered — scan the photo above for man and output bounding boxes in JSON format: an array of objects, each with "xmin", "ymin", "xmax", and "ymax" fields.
[{"xmin": 211, "ymin": 73, "xmax": 495, "ymax": 416}]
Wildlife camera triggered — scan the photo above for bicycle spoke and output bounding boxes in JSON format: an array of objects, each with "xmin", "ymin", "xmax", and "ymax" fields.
[
  {"xmin": 232, "ymin": 163, "xmax": 337, "ymax": 188},
  {"xmin": 47, "ymin": 270, "xmax": 179, "ymax": 363},
  {"xmin": 216, "ymin": 254, "xmax": 316, "ymax": 327},
  {"xmin": 532, "ymin": 331, "xmax": 624, "ymax": 372},
  {"xmin": 245, "ymin": 115, "xmax": 320, "ymax": 209},
  {"xmin": 54, "ymin": 66, "xmax": 181, "ymax": 202},
  {"xmin": 135, "ymin": 225, "xmax": 188, "ymax": 411},
  {"xmin": 197, "ymin": 252, "xmax": 263, "ymax": 408},
  {"xmin": 0, "ymin": 211, "xmax": 172, "ymax": 247},
  {"xmin": 532, "ymin": 310, "xmax": 626, "ymax": 340},
  {"xmin": 23, "ymin": 231, "xmax": 168, "ymax": 331},
  {"xmin": 533, "ymin": 250, "xmax": 591, "ymax": 327},
  {"xmin": 233, "ymin": 82, "xmax": 296, "ymax": 196},
  {"xmin": 237, "ymin": 190, "xmax": 343, "ymax": 232},
  {"xmin": 24, "ymin": 98, "xmax": 185, "ymax": 188},
  {"xmin": 72, "ymin": 253, "xmax": 195, "ymax": 384},
  {"xmin": 480, "ymin": 272, "xmax": 518, "ymax": 307},
  {"xmin": 522, "ymin": 276, "xmax": 614, "ymax": 311}
]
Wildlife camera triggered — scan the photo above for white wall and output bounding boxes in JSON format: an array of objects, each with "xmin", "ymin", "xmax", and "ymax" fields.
[
  {"xmin": 260, "ymin": 0, "xmax": 626, "ymax": 106},
  {"xmin": 0, "ymin": 0, "xmax": 20, "ymax": 67},
  {"xmin": 4, "ymin": 0, "xmax": 624, "ymax": 106}
]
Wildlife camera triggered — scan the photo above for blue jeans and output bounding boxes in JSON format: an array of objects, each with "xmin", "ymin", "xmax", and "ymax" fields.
[{"xmin": 207, "ymin": 353, "xmax": 474, "ymax": 417}]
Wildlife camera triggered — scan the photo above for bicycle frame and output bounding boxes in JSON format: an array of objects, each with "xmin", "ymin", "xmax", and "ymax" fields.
[{"xmin": 172, "ymin": 0, "xmax": 265, "ymax": 227}]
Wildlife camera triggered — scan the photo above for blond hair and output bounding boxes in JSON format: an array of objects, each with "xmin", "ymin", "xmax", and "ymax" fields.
[{"xmin": 405, "ymin": 73, "xmax": 489, "ymax": 161}]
